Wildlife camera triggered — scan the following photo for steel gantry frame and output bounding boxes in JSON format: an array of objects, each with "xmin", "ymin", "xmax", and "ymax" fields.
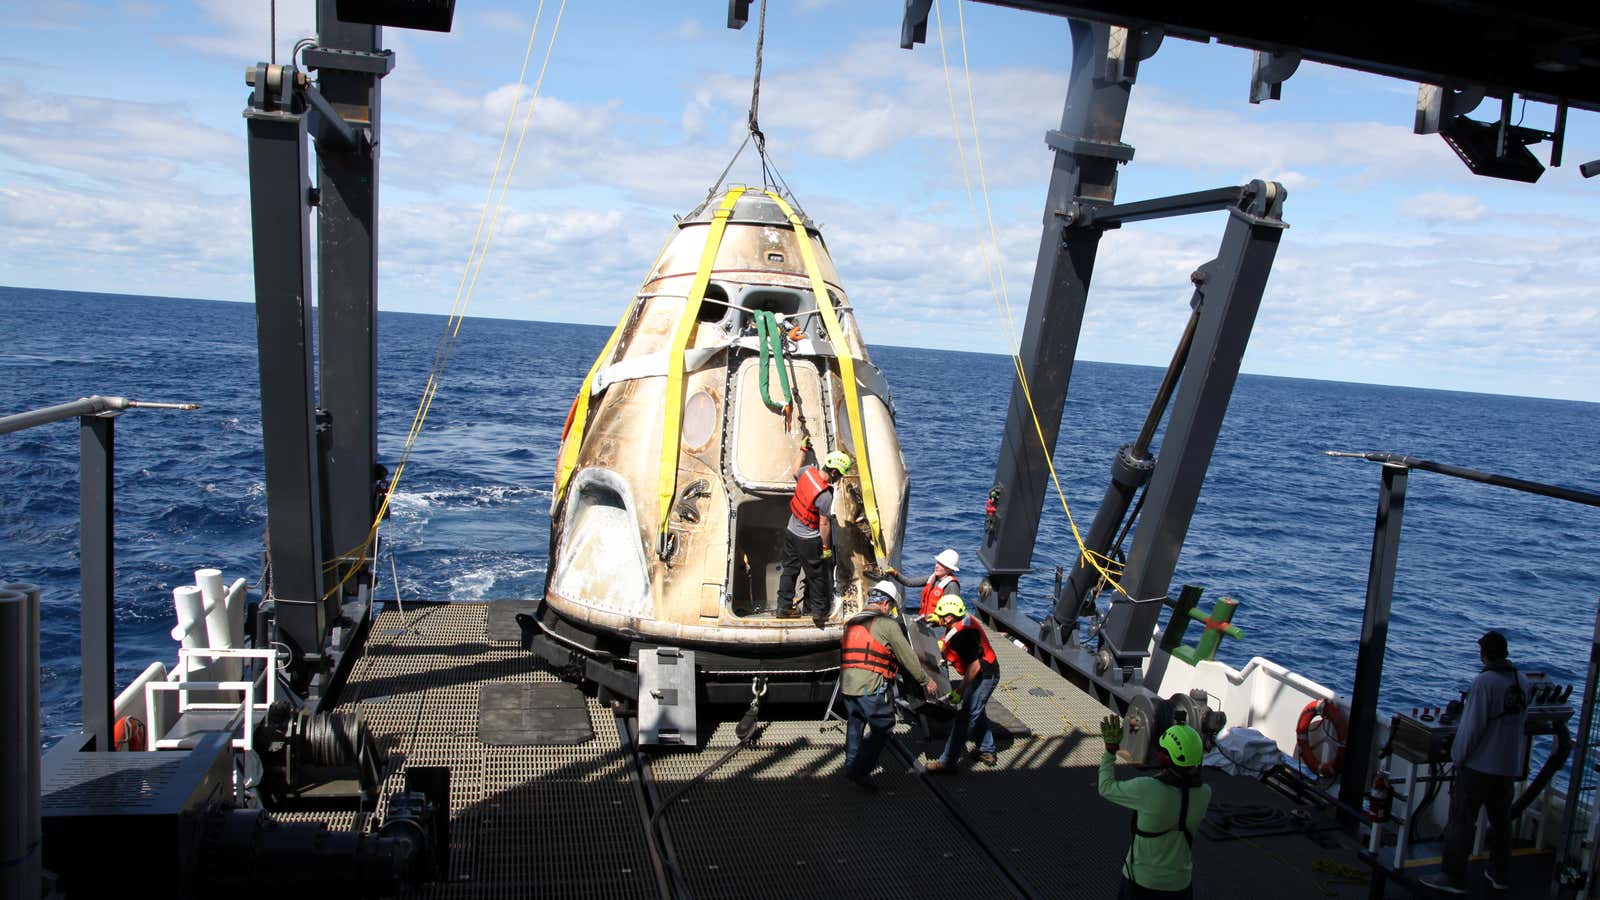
[
  {"xmin": 902, "ymin": 15, "xmax": 1287, "ymax": 707},
  {"xmin": 243, "ymin": 0, "xmax": 419, "ymax": 704}
]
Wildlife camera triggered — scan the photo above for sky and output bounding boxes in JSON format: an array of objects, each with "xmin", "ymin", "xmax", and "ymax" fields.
[{"xmin": 3, "ymin": 1, "xmax": 1598, "ymax": 402}]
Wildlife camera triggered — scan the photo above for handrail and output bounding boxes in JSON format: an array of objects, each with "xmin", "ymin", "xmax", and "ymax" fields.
[
  {"xmin": 0, "ymin": 394, "xmax": 196, "ymax": 749},
  {"xmin": 0, "ymin": 395, "xmax": 198, "ymax": 435}
]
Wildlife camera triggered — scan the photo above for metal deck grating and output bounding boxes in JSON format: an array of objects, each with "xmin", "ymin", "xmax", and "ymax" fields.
[
  {"xmin": 648, "ymin": 719, "xmax": 1015, "ymax": 900},
  {"xmin": 269, "ymin": 602, "xmax": 1446, "ymax": 897}
]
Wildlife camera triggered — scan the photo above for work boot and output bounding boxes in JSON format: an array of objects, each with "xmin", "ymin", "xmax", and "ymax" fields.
[
  {"xmin": 776, "ymin": 604, "xmax": 800, "ymax": 619},
  {"xmin": 843, "ymin": 772, "xmax": 878, "ymax": 793},
  {"xmin": 1484, "ymin": 871, "xmax": 1508, "ymax": 893},
  {"xmin": 971, "ymin": 751, "xmax": 997, "ymax": 766},
  {"xmin": 922, "ymin": 760, "xmax": 958, "ymax": 776},
  {"xmin": 1419, "ymin": 875, "xmax": 1467, "ymax": 895}
]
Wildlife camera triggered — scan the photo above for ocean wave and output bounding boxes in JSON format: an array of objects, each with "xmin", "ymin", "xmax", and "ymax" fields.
[
  {"xmin": 447, "ymin": 559, "xmax": 547, "ymax": 602},
  {"xmin": 388, "ymin": 483, "xmax": 551, "ymax": 512}
]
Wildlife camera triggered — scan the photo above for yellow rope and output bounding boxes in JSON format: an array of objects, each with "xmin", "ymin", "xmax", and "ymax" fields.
[
  {"xmin": 318, "ymin": 0, "xmax": 567, "ymax": 601},
  {"xmin": 933, "ymin": 0, "xmax": 1131, "ymax": 601}
]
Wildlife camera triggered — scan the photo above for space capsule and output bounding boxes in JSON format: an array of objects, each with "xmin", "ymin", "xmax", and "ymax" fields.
[{"xmin": 537, "ymin": 187, "xmax": 909, "ymax": 689}]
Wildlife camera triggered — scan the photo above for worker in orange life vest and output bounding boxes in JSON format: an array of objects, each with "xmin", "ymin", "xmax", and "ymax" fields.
[
  {"xmin": 886, "ymin": 548, "xmax": 961, "ymax": 618},
  {"xmin": 776, "ymin": 436, "xmax": 852, "ymax": 627},
  {"xmin": 840, "ymin": 581, "xmax": 938, "ymax": 791},
  {"xmin": 922, "ymin": 596, "xmax": 1001, "ymax": 772}
]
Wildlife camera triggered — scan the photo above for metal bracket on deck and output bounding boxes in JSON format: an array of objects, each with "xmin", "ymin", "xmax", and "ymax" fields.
[{"xmin": 639, "ymin": 648, "xmax": 698, "ymax": 746}]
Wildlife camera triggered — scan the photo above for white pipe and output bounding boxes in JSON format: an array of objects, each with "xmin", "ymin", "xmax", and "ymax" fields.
[
  {"xmin": 195, "ymin": 569, "xmax": 238, "ymax": 680},
  {"xmin": 223, "ymin": 576, "xmax": 247, "ymax": 656},
  {"xmin": 170, "ymin": 585, "xmax": 211, "ymax": 680},
  {"xmin": 0, "ymin": 584, "xmax": 41, "ymax": 900}
]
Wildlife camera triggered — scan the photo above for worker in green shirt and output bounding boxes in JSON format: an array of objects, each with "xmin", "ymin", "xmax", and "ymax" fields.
[{"xmin": 1097, "ymin": 715, "xmax": 1213, "ymax": 898}]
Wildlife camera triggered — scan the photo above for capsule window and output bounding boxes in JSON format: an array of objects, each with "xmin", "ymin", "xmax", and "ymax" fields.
[{"xmin": 682, "ymin": 390, "xmax": 718, "ymax": 450}]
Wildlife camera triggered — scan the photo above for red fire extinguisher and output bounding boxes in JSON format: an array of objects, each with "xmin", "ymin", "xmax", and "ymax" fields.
[{"xmin": 1364, "ymin": 768, "xmax": 1394, "ymax": 822}]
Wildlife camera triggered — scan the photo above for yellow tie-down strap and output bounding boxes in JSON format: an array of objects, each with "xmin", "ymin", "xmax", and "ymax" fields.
[
  {"xmin": 553, "ymin": 299, "xmax": 635, "ymax": 504},
  {"xmin": 657, "ymin": 187, "xmax": 747, "ymax": 539},
  {"xmin": 763, "ymin": 190, "xmax": 887, "ymax": 563}
]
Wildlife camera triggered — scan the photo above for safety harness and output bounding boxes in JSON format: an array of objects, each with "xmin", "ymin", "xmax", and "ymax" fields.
[{"xmin": 1126, "ymin": 769, "xmax": 1199, "ymax": 889}]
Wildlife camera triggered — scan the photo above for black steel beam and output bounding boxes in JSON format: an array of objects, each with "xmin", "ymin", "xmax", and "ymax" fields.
[
  {"xmin": 1327, "ymin": 450, "xmax": 1600, "ymax": 508},
  {"xmin": 78, "ymin": 414, "xmax": 114, "ymax": 749},
  {"xmin": 963, "ymin": 2, "xmax": 1600, "ymax": 113},
  {"xmin": 1338, "ymin": 463, "xmax": 1408, "ymax": 822},
  {"xmin": 1071, "ymin": 186, "xmax": 1243, "ymax": 228},
  {"xmin": 315, "ymin": 2, "xmax": 383, "ymax": 608},
  {"xmin": 1100, "ymin": 181, "xmax": 1287, "ymax": 667},
  {"xmin": 980, "ymin": 21, "xmax": 1140, "ymax": 583},
  {"xmin": 246, "ymin": 84, "xmax": 328, "ymax": 664}
]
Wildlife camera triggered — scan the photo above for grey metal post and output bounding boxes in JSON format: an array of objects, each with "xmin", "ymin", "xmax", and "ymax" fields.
[
  {"xmin": 79, "ymin": 414, "xmax": 115, "ymax": 748},
  {"xmin": 1338, "ymin": 463, "xmax": 1408, "ymax": 821},
  {"xmin": 979, "ymin": 21, "xmax": 1149, "ymax": 590},
  {"xmin": 0, "ymin": 585, "xmax": 41, "ymax": 899},
  {"xmin": 246, "ymin": 67, "xmax": 328, "ymax": 668},
  {"xmin": 314, "ymin": 3, "xmax": 385, "ymax": 601},
  {"xmin": 1100, "ymin": 181, "xmax": 1287, "ymax": 664}
]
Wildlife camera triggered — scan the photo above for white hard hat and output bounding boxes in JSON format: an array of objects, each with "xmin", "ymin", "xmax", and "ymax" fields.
[
  {"xmin": 867, "ymin": 581, "xmax": 900, "ymax": 605},
  {"xmin": 934, "ymin": 549, "xmax": 960, "ymax": 572}
]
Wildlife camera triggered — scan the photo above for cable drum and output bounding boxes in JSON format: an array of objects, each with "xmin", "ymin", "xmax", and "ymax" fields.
[{"xmin": 287, "ymin": 708, "xmax": 386, "ymax": 798}]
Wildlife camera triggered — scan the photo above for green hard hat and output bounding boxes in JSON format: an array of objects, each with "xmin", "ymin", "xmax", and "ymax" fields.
[
  {"xmin": 1158, "ymin": 724, "xmax": 1204, "ymax": 768},
  {"xmin": 823, "ymin": 450, "xmax": 853, "ymax": 475}
]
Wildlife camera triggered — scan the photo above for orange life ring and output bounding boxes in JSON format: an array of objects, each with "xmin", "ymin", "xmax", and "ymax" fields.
[
  {"xmin": 113, "ymin": 714, "xmax": 147, "ymax": 752},
  {"xmin": 1295, "ymin": 698, "xmax": 1347, "ymax": 776}
]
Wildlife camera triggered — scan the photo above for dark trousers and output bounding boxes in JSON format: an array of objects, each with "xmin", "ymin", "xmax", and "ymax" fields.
[
  {"xmin": 938, "ymin": 671, "xmax": 998, "ymax": 764},
  {"xmin": 776, "ymin": 530, "xmax": 830, "ymax": 617},
  {"xmin": 1443, "ymin": 766, "xmax": 1514, "ymax": 886},
  {"xmin": 1117, "ymin": 876, "xmax": 1192, "ymax": 899},
  {"xmin": 842, "ymin": 687, "xmax": 895, "ymax": 779}
]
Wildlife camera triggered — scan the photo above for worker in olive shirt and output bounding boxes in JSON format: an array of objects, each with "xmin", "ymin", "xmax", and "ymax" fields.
[
  {"xmin": 1097, "ymin": 716, "xmax": 1212, "ymax": 899},
  {"xmin": 840, "ymin": 581, "xmax": 938, "ymax": 791}
]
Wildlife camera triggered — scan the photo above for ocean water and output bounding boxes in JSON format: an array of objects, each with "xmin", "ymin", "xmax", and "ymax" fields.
[{"xmin": 3, "ymin": 285, "xmax": 1598, "ymax": 750}]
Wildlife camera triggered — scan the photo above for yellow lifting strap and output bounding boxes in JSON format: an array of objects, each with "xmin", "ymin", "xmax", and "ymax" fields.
[
  {"xmin": 656, "ymin": 187, "xmax": 747, "ymax": 538},
  {"xmin": 553, "ymin": 301, "xmax": 635, "ymax": 503},
  {"xmin": 763, "ymin": 190, "xmax": 887, "ymax": 563}
]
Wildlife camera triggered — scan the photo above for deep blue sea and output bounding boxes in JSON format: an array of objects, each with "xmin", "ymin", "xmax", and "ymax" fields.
[{"xmin": 4, "ymin": 286, "xmax": 1598, "ymax": 750}]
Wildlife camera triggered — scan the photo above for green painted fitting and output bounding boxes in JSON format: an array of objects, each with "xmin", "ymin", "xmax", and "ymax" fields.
[{"xmin": 1171, "ymin": 596, "xmax": 1243, "ymax": 665}]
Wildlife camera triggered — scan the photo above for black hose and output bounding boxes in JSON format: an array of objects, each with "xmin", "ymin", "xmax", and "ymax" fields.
[{"xmin": 1511, "ymin": 724, "xmax": 1572, "ymax": 819}]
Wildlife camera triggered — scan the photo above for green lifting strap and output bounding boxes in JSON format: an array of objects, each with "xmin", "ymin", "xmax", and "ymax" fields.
[{"xmin": 753, "ymin": 310, "xmax": 792, "ymax": 412}]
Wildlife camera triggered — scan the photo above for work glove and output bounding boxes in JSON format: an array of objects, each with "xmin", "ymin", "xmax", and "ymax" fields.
[
  {"xmin": 945, "ymin": 690, "xmax": 962, "ymax": 706},
  {"xmin": 799, "ymin": 435, "xmax": 811, "ymax": 450},
  {"xmin": 1099, "ymin": 714, "xmax": 1124, "ymax": 751},
  {"xmin": 821, "ymin": 547, "xmax": 833, "ymax": 560},
  {"xmin": 885, "ymin": 566, "xmax": 898, "ymax": 576}
]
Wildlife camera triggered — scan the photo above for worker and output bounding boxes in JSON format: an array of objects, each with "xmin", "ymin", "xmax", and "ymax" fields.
[
  {"xmin": 1423, "ymin": 630, "xmax": 1530, "ymax": 896},
  {"xmin": 776, "ymin": 437, "xmax": 851, "ymax": 627},
  {"xmin": 922, "ymin": 596, "xmax": 1001, "ymax": 772},
  {"xmin": 1097, "ymin": 716, "xmax": 1212, "ymax": 899},
  {"xmin": 886, "ymin": 548, "xmax": 961, "ymax": 618},
  {"xmin": 840, "ymin": 581, "xmax": 938, "ymax": 791}
]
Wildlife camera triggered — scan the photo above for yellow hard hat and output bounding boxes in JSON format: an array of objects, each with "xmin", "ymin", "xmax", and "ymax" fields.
[{"xmin": 933, "ymin": 595, "xmax": 967, "ymax": 619}]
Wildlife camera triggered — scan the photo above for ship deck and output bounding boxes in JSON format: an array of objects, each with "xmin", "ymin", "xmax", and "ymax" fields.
[{"xmin": 271, "ymin": 602, "xmax": 1555, "ymax": 898}]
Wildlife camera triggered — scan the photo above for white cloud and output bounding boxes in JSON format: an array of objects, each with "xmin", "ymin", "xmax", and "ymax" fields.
[
  {"xmin": 168, "ymin": 0, "xmax": 315, "ymax": 66},
  {"xmin": 1397, "ymin": 191, "xmax": 1488, "ymax": 223}
]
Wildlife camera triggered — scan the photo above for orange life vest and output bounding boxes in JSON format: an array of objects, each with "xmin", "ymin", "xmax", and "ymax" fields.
[
  {"xmin": 919, "ymin": 574, "xmax": 959, "ymax": 616},
  {"xmin": 789, "ymin": 466, "xmax": 830, "ymax": 530},
  {"xmin": 841, "ymin": 613, "xmax": 899, "ymax": 679},
  {"xmin": 940, "ymin": 615, "xmax": 997, "ymax": 670}
]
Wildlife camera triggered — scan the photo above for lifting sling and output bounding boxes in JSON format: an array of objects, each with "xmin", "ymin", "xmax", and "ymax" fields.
[
  {"xmin": 656, "ymin": 187, "xmax": 747, "ymax": 543},
  {"xmin": 752, "ymin": 309, "xmax": 792, "ymax": 412},
  {"xmin": 763, "ymin": 190, "xmax": 887, "ymax": 563}
]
